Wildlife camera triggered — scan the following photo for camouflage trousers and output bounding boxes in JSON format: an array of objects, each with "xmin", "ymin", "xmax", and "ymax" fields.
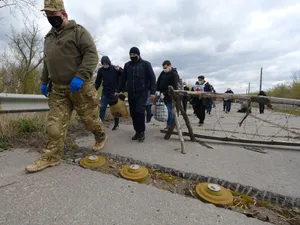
[{"xmin": 43, "ymin": 80, "xmax": 105, "ymax": 159}]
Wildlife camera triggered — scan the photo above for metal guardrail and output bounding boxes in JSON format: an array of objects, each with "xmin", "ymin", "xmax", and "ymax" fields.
[
  {"xmin": 0, "ymin": 93, "xmax": 49, "ymax": 113},
  {"xmin": 0, "ymin": 93, "xmax": 128, "ymax": 114}
]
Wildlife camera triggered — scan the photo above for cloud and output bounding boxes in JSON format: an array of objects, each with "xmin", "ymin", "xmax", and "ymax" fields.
[{"xmin": 1, "ymin": 0, "xmax": 300, "ymax": 93}]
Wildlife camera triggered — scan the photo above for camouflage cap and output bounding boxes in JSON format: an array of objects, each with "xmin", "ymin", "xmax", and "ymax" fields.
[{"xmin": 41, "ymin": 0, "xmax": 65, "ymax": 12}]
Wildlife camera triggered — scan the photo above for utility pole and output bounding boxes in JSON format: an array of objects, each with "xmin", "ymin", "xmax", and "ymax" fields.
[
  {"xmin": 259, "ymin": 67, "xmax": 263, "ymax": 92},
  {"xmin": 248, "ymin": 82, "xmax": 251, "ymax": 94}
]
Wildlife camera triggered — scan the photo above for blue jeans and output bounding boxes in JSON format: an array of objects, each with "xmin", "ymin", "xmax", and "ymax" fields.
[
  {"xmin": 165, "ymin": 102, "xmax": 173, "ymax": 126},
  {"xmin": 225, "ymin": 100, "xmax": 232, "ymax": 113},
  {"xmin": 100, "ymin": 93, "xmax": 119, "ymax": 126},
  {"xmin": 207, "ymin": 99, "xmax": 213, "ymax": 114}
]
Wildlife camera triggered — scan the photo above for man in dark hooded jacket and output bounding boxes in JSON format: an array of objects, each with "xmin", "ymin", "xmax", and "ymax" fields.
[
  {"xmin": 118, "ymin": 47, "xmax": 156, "ymax": 142},
  {"xmin": 95, "ymin": 56, "xmax": 123, "ymax": 130},
  {"xmin": 258, "ymin": 90, "xmax": 266, "ymax": 114},
  {"xmin": 224, "ymin": 88, "xmax": 234, "ymax": 113},
  {"xmin": 156, "ymin": 60, "xmax": 180, "ymax": 129}
]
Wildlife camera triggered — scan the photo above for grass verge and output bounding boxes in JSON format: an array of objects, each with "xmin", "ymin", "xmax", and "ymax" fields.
[
  {"xmin": 272, "ymin": 108, "xmax": 300, "ymax": 116},
  {"xmin": 0, "ymin": 109, "xmax": 129, "ymax": 152},
  {"xmin": 0, "ymin": 111, "xmax": 85, "ymax": 152}
]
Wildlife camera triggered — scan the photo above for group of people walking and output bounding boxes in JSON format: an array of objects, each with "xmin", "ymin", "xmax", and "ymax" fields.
[
  {"xmin": 96, "ymin": 57, "xmax": 181, "ymax": 131},
  {"xmin": 26, "ymin": 0, "xmax": 267, "ymax": 173},
  {"xmin": 95, "ymin": 56, "xmax": 231, "ymax": 131}
]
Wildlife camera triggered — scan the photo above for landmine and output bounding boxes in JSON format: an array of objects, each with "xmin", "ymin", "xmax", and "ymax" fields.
[
  {"xmin": 79, "ymin": 155, "xmax": 106, "ymax": 168},
  {"xmin": 196, "ymin": 183, "xmax": 234, "ymax": 206},
  {"xmin": 120, "ymin": 164, "xmax": 149, "ymax": 184}
]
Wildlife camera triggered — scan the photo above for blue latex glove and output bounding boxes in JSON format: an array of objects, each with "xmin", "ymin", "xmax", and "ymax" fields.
[
  {"xmin": 70, "ymin": 77, "xmax": 84, "ymax": 93},
  {"xmin": 40, "ymin": 84, "xmax": 48, "ymax": 97}
]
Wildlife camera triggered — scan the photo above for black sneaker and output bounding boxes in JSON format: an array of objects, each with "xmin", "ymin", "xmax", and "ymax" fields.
[
  {"xmin": 138, "ymin": 132, "xmax": 145, "ymax": 143},
  {"xmin": 199, "ymin": 122, "xmax": 204, "ymax": 127},
  {"xmin": 112, "ymin": 125, "xmax": 119, "ymax": 131},
  {"xmin": 132, "ymin": 133, "xmax": 140, "ymax": 140},
  {"xmin": 164, "ymin": 125, "xmax": 170, "ymax": 130}
]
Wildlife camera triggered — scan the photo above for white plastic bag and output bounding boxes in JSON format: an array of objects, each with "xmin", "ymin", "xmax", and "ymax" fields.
[{"xmin": 154, "ymin": 99, "xmax": 168, "ymax": 122}]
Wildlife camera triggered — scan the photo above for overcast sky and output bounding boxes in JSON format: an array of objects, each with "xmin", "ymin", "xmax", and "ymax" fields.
[{"xmin": 1, "ymin": 0, "xmax": 300, "ymax": 93}]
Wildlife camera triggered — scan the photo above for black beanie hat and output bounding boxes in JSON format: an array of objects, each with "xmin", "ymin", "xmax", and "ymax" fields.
[
  {"xmin": 129, "ymin": 47, "xmax": 140, "ymax": 56},
  {"xmin": 198, "ymin": 75, "xmax": 205, "ymax": 79},
  {"xmin": 162, "ymin": 60, "xmax": 171, "ymax": 66}
]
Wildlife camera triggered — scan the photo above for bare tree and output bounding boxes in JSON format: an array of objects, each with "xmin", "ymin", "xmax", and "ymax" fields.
[
  {"xmin": 0, "ymin": 49, "xmax": 16, "ymax": 93},
  {"xmin": 1, "ymin": 20, "xmax": 43, "ymax": 93},
  {"xmin": 292, "ymin": 70, "xmax": 300, "ymax": 83},
  {"xmin": 0, "ymin": 65, "xmax": 5, "ymax": 92},
  {"xmin": 0, "ymin": 0, "xmax": 37, "ymax": 19}
]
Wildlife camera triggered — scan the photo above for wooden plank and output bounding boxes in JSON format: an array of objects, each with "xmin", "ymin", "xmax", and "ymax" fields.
[
  {"xmin": 164, "ymin": 120, "xmax": 176, "ymax": 140},
  {"xmin": 173, "ymin": 101, "xmax": 186, "ymax": 154},
  {"xmin": 173, "ymin": 90, "xmax": 300, "ymax": 106},
  {"xmin": 171, "ymin": 86, "xmax": 186, "ymax": 154},
  {"xmin": 179, "ymin": 101, "xmax": 196, "ymax": 142}
]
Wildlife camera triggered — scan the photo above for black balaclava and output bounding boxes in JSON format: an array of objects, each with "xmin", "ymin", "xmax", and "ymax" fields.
[
  {"xmin": 47, "ymin": 16, "xmax": 63, "ymax": 29},
  {"xmin": 129, "ymin": 47, "xmax": 140, "ymax": 63}
]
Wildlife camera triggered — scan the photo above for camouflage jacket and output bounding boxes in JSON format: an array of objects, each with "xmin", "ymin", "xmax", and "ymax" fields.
[{"xmin": 41, "ymin": 20, "xmax": 99, "ymax": 85}]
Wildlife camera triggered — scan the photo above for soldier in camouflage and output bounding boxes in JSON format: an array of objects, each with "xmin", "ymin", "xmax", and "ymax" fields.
[{"xmin": 25, "ymin": 0, "xmax": 107, "ymax": 172}]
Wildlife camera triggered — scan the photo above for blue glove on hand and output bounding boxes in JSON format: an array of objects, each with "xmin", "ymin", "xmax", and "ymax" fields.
[
  {"xmin": 70, "ymin": 77, "xmax": 84, "ymax": 93},
  {"xmin": 40, "ymin": 84, "xmax": 48, "ymax": 97}
]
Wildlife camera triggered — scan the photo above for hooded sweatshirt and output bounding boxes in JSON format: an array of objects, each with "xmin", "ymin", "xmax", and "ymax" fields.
[
  {"xmin": 258, "ymin": 91, "xmax": 266, "ymax": 96},
  {"xmin": 95, "ymin": 56, "xmax": 123, "ymax": 96}
]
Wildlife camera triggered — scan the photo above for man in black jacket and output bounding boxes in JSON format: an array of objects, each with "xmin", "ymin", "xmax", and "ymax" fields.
[
  {"xmin": 224, "ymin": 88, "xmax": 234, "ymax": 113},
  {"xmin": 156, "ymin": 60, "xmax": 180, "ymax": 129},
  {"xmin": 182, "ymin": 82, "xmax": 190, "ymax": 113},
  {"xmin": 95, "ymin": 56, "xmax": 123, "ymax": 130},
  {"xmin": 258, "ymin": 90, "xmax": 266, "ymax": 114},
  {"xmin": 190, "ymin": 75, "xmax": 212, "ymax": 126},
  {"xmin": 118, "ymin": 47, "xmax": 156, "ymax": 142}
]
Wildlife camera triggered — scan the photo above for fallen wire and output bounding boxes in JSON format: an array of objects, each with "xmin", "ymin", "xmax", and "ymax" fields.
[
  {"xmin": 204, "ymin": 100, "xmax": 299, "ymax": 145},
  {"xmin": 242, "ymin": 146, "xmax": 267, "ymax": 154},
  {"xmin": 0, "ymin": 181, "xmax": 17, "ymax": 189},
  {"xmin": 196, "ymin": 139, "xmax": 214, "ymax": 149}
]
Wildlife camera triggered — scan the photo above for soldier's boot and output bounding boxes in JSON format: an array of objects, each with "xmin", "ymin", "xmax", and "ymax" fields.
[
  {"xmin": 25, "ymin": 156, "xmax": 61, "ymax": 173},
  {"xmin": 92, "ymin": 135, "xmax": 108, "ymax": 151}
]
